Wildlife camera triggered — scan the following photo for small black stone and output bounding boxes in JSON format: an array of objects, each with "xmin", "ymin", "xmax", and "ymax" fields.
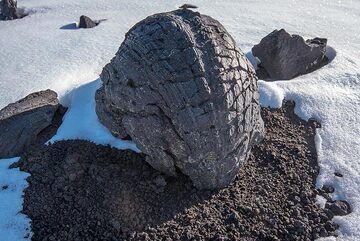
[
  {"xmin": 334, "ymin": 172, "xmax": 343, "ymax": 177},
  {"xmin": 322, "ymin": 185, "xmax": 335, "ymax": 193},
  {"xmin": 325, "ymin": 200, "xmax": 351, "ymax": 216}
]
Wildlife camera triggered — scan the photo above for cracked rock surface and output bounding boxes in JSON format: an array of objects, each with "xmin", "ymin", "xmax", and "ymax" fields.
[{"xmin": 95, "ymin": 9, "xmax": 264, "ymax": 189}]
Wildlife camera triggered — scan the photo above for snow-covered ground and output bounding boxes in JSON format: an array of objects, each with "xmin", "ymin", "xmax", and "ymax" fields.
[
  {"xmin": 0, "ymin": 158, "xmax": 30, "ymax": 240},
  {"xmin": 0, "ymin": 0, "xmax": 359, "ymax": 240}
]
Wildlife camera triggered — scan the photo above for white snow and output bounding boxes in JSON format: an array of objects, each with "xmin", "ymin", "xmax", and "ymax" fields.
[
  {"xmin": 48, "ymin": 78, "xmax": 139, "ymax": 152},
  {"xmin": 0, "ymin": 0, "xmax": 359, "ymax": 240},
  {"xmin": 316, "ymin": 195, "xmax": 328, "ymax": 209},
  {"xmin": 0, "ymin": 158, "xmax": 31, "ymax": 241}
]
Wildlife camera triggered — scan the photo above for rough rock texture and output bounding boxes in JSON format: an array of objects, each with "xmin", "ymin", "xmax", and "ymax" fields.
[
  {"xmin": 325, "ymin": 200, "xmax": 352, "ymax": 216},
  {"xmin": 13, "ymin": 102, "xmax": 350, "ymax": 241},
  {"xmin": 252, "ymin": 29, "xmax": 328, "ymax": 80},
  {"xmin": 79, "ymin": 15, "xmax": 97, "ymax": 28},
  {"xmin": 95, "ymin": 9, "xmax": 264, "ymax": 189},
  {"xmin": 0, "ymin": 90, "xmax": 64, "ymax": 158},
  {"xmin": 0, "ymin": 0, "xmax": 20, "ymax": 20}
]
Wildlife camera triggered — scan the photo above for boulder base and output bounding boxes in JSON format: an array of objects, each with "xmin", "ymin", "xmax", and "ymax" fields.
[
  {"xmin": 0, "ymin": 90, "xmax": 62, "ymax": 158},
  {"xmin": 96, "ymin": 9, "xmax": 264, "ymax": 189},
  {"xmin": 252, "ymin": 29, "xmax": 328, "ymax": 80}
]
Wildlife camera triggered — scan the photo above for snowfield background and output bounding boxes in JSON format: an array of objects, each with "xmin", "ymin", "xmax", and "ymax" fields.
[{"xmin": 0, "ymin": 0, "xmax": 359, "ymax": 240}]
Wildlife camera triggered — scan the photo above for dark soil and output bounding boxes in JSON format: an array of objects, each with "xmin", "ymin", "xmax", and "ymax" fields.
[{"xmin": 14, "ymin": 101, "xmax": 347, "ymax": 241}]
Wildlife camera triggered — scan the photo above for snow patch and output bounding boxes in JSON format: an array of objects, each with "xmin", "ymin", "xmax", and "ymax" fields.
[
  {"xmin": 48, "ymin": 79, "xmax": 140, "ymax": 152},
  {"xmin": 315, "ymin": 195, "xmax": 327, "ymax": 209},
  {"xmin": 0, "ymin": 157, "xmax": 31, "ymax": 241},
  {"xmin": 258, "ymin": 80, "xmax": 285, "ymax": 108}
]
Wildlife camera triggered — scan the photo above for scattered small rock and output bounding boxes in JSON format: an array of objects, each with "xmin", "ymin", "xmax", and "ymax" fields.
[
  {"xmin": 322, "ymin": 185, "xmax": 335, "ymax": 193},
  {"xmin": 79, "ymin": 15, "xmax": 97, "ymax": 28},
  {"xmin": 179, "ymin": 4, "xmax": 198, "ymax": 9},
  {"xmin": 325, "ymin": 200, "xmax": 351, "ymax": 216},
  {"xmin": 2, "ymin": 185, "xmax": 8, "ymax": 190},
  {"xmin": 325, "ymin": 221, "xmax": 339, "ymax": 232},
  {"xmin": 226, "ymin": 210, "xmax": 240, "ymax": 223},
  {"xmin": 293, "ymin": 220, "xmax": 305, "ymax": 233},
  {"xmin": 334, "ymin": 172, "xmax": 343, "ymax": 177},
  {"xmin": 252, "ymin": 29, "xmax": 329, "ymax": 80},
  {"xmin": 154, "ymin": 175, "xmax": 167, "ymax": 187}
]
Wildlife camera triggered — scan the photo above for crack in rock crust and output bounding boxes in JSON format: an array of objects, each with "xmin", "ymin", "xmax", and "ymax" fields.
[{"xmin": 95, "ymin": 9, "xmax": 264, "ymax": 189}]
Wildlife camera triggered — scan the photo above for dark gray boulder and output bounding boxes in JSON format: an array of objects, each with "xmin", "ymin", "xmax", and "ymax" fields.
[
  {"xmin": 95, "ymin": 9, "xmax": 264, "ymax": 189},
  {"xmin": 0, "ymin": 90, "xmax": 61, "ymax": 158},
  {"xmin": 79, "ymin": 15, "xmax": 97, "ymax": 28},
  {"xmin": 0, "ymin": 0, "xmax": 20, "ymax": 20},
  {"xmin": 252, "ymin": 29, "xmax": 328, "ymax": 80}
]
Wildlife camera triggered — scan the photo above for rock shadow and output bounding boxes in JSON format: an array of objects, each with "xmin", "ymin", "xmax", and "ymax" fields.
[
  {"xmin": 60, "ymin": 23, "xmax": 78, "ymax": 30},
  {"xmin": 325, "ymin": 45, "xmax": 337, "ymax": 63}
]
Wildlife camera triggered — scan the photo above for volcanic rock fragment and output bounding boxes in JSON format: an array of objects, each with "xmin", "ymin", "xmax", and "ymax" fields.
[
  {"xmin": 325, "ymin": 200, "xmax": 351, "ymax": 216},
  {"xmin": 0, "ymin": 90, "xmax": 62, "ymax": 158},
  {"xmin": 0, "ymin": 0, "xmax": 20, "ymax": 20},
  {"xmin": 79, "ymin": 15, "xmax": 97, "ymax": 28},
  {"xmin": 252, "ymin": 29, "xmax": 328, "ymax": 80},
  {"xmin": 95, "ymin": 9, "xmax": 264, "ymax": 189}
]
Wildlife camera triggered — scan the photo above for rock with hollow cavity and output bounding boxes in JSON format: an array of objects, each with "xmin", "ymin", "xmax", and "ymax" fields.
[
  {"xmin": 0, "ymin": 90, "xmax": 61, "ymax": 158},
  {"xmin": 0, "ymin": 0, "xmax": 20, "ymax": 20},
  {"xmin": 95, "ymin": 9, "xmax": 264, "ymax": 189},
  {"xmin": 252, "ymin": 29, "xmax": 328, "ymax": 80}
]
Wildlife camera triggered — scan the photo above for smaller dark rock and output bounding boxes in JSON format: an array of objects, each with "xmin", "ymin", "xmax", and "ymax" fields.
[
  {"xmin": 322, "ymin": 185, "xmax": 335, "ymax": 193},
  {"xmin": 153, "ymin": 175, "xmax": 167, "ymax": 187},
  {"xmin": 179, "ymin": 4, "xmax": 198, "ymax": 9},
  {"xmin": 226, "ymin": 211, "xmax": 240, "ymax": 224},
  {"xmin": 79, "ymin": 15, "xmax": 97, "ymax": 28},
  {"xmin": 293, "ymin": 220, "xmax": 305, "ymax": 233},
  {"xmin": 325, "ymin": 221, "xmax": 339, "ymax": 232},
  {"xmin": 334, "ymin": 172, "xmax": 343, "ymax": 177},
  {"xmin": 308, "ymin": 117, "xmax": 322, "ymax": 128},
  {"xmin": 325, "ymin": 200, "xmax": 351, "ymax": 216},
  {"xmin": 2, "ymin": 185, "xmax": 8, "ymax": 190},
  {"xmin": 252, "ymin": 29, "xmax": 328, "ymax": 80}
]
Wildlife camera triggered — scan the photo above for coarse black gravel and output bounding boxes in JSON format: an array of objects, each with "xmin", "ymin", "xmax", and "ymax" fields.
[{"xmin": 13, "ymin": 101, "xmax": 350, "ymax": 241}]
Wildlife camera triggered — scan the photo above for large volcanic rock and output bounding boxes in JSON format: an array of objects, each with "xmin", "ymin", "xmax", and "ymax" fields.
[
  {"xmin": 0, "ymin": 90, "xmax": 62, "ymax": 158},
  {"xmin": 0, "ymin": 0, "xmax": 20, "ymax": 20},
  {"xmin": 252, "ymin": 29, "xmax": 328, "ymax": 80},
  {"xmin": 95, "ymin": 9, "xmax": 264, "ymax": 189}
]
